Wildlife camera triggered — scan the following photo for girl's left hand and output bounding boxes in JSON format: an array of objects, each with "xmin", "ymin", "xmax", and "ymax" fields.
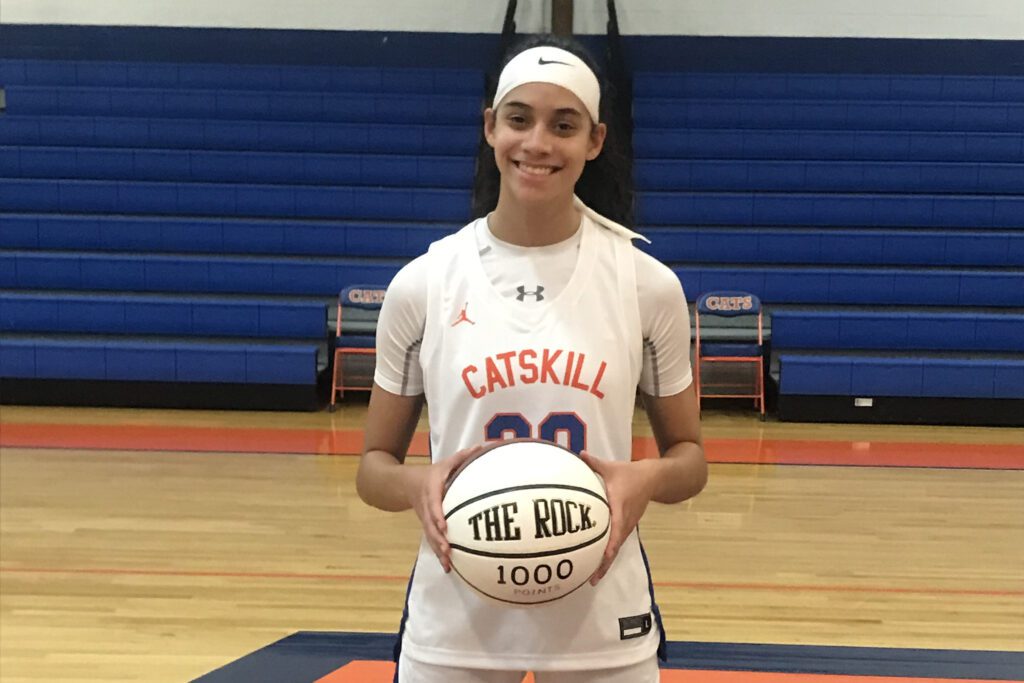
[{"xmin": 578, "ymin": 451, "xmax": 658, "ymax": 586}]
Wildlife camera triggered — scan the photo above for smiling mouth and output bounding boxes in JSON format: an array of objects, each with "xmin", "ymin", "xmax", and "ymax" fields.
[{"xmin": 513, "ymin": 161, "xmax": 559, "ymax": 176}]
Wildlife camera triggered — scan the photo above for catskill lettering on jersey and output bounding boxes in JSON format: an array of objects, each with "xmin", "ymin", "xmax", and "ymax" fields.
[{"xmin": 461, "ymin": 348, "xmax": 608, "ymax": 399}]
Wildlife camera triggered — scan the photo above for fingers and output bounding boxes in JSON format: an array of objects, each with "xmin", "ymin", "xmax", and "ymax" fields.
[
  {"xmin": 578, "ymin": 450, "xmax": 604, "ymax": 473},
  {"xmin": 427, "ymin": 444, "xmax": 485, "ymax": 573},
  {"xmin": 590, "ymin": 511, "xmax": 623, "ymax": 586}
]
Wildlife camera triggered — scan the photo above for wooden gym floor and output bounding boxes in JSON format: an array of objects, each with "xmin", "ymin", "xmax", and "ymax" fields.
[{"xmin": 0, "ymin": 402, "xmax": 1022, "ymax": 682}]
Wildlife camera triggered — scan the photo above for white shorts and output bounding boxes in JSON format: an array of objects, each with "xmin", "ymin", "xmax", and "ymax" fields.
[{"xmin": 396, "ymin": 651, "xmax": 660, "ymax": 683}]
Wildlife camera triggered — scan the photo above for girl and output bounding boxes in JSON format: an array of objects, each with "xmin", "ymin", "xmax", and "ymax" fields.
[{"xmin": 357, "ymin": 34, "xmax": 707, "ymax": 683}]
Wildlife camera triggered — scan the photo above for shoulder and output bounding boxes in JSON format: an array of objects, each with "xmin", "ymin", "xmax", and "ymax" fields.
[
  {"xmin": 427, "ymin": 219, "xmax": 478, "ymax": 258},
  {"xmin": 633, "ymin": 246, "xmax": 687, "ymax": 304},
  {"xmin": 387, "ymin": 253, "xmax": 430, "ymax": 300},
  {"xmin": 387, "ymin": 220, "xmax": 478, "ymax": 299}
]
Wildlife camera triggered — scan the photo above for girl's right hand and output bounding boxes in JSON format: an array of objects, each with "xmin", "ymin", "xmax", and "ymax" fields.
[{"xmin": 403, "ymin": 444, "xmax": 484, "ymax": 572}]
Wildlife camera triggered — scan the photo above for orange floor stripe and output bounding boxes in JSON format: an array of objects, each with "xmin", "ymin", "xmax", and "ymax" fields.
[
  {"xmin": 2, "ymin": 422, "xmax": 1021, "ymax": 469},
  {"xmin": 313, "ymin": 661, "xmax": 1005, "ymax": 683}
]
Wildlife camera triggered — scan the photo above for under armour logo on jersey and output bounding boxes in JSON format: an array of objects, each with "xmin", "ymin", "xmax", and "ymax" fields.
[
  {"xmin": 516, "ymin": 285, "xmax": 545, "ymax": 302},
  {"xmin": 451, "ymin": 302, "xmax": 475, "ymax": 327}
]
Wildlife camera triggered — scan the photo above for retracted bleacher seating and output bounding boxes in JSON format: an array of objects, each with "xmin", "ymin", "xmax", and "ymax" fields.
[
  {"xmin": 0, "ymin": 59, "xmax": 477, "ymax": 409},
  {"xmin": 633, "ymin": 72, "xmax": 1024, "ymax": 426}
]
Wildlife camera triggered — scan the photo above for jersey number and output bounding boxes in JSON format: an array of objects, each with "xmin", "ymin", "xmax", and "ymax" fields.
[{"xmin": 485, "ymin": 412, "xmax": 586, "ymax": 455}]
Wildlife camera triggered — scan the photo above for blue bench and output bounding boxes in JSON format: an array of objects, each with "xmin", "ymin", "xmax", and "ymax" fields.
[
  {"xmin": 771, "ymin": 311, "xmax": 1024, "ymax": 353},
  {"xmin": 778, "ymin": 353, "xmax": 1024, "ymax": 399},
  {"xmin": 636, "ymin": 191, "xmax": 1024, "ymax": 229},
  {"xmin": 3, "ymin": 146, "xmax": 476, "ymax": 188},
  {"xmin": 5, "ymin": 86, "xmax": 482, "ymax": 125},
  {"xmin": 0, "ymin": 116, "xmax": 479, "ymax": 155},
  {"xmin": 1, "ymin": 251, "xmax": 403, "ymax": 296},
  {"xmin": 0, "ymin": 59, "xmax": 482, "ymax": 95},
  {"xmin": 634, "ymin": 98, "xmax": 1024, "ymax": 132},
  {"xmin": 6, "ymin": 216, "xmax": 1020, "ymax": 268},
  {"xmin": 635, "ymin": 159, "xmax": 1023, "ymax": 194},
  {"xmin": 0, "ymin": 336, "xmax": 320, "ymax": 384},
  {"xmin": 674, "ymin": 265, "xmax": 1024, "ymax": 307},
  {"xmin": 640, "ymin": 227, "xmax": 1024, "ymax": 268},
  {"xmin": 0, "ymin": 179, "xmax": 472, "ymax": 221},
  {"xmin": 633, "ymin": 129, "xmax": 1024, "ymax": 163},
  {"xmin": 3, "ymin": 255, "xmax": 1021, "ymax": 307},
  {"xmin": 634, "ymin": 73, "xmax": 1024, "ymax": 102},
  {"xmin": 0, "ymin": 292, "xmax": 326, "ymax": 338},
  {"xmin": 0, "ymin": 214, "xmax": 455, "ymax": 258}
]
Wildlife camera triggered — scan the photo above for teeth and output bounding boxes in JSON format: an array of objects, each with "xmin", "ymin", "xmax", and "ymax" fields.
[{"xmin": 518, "ymin": 162, "xmax": 555, "ymax": 176}]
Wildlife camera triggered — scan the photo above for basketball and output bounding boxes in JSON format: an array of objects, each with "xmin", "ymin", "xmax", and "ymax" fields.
[{"xmin": 441, "ymin": 439, "xmax": 611, "ymax": 606}]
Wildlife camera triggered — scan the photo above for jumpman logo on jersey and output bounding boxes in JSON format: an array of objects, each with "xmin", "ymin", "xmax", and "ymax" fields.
[
  {"xmin": 451, "ymin": 302, "xmax": 475, "ymax": 327},
  {"xmin": 516, "ymin": 285, "xmax": 545, "ymax": 302}
]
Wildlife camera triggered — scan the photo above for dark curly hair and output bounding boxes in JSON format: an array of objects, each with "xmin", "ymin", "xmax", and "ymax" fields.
[{"xmin": 471, "ymin": 33, "xmax": 635, "ymax": 228}]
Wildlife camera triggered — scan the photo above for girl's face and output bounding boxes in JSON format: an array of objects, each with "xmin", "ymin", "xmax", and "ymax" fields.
[{"xmin": 484, "ymin": 81, "xmax": 607, "ymax": 208}]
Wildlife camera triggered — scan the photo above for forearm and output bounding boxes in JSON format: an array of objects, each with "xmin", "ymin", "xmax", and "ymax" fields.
[
  {"xmin": 356, "ymin": 449, "xmax": 423, "ymax": 512},
  {"xmin": 638, "ymin": 440, "xmax": 707, "ymax": 505}
]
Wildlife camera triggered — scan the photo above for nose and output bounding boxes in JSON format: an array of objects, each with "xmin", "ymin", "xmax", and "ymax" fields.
[{"xmin": 521, "ymin": 122, "xmax": 553, "ymax": 156}]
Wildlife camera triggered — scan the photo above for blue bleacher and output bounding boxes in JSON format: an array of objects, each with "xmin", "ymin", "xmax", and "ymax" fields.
[
  {"xmin": 0, "ymin": 178, "xmax": 471, "ymax": 221},
  {"xmin": 634, "ymin": 98, "xmax": 1024, "ymax": 132},
  {"xmin": 6, "ymin": 86, "xmax": 482, "ymax": 125},
  {"xmin": 641, "ymin": 227, "xmax": 1024, "ymax": 267},
  {"xmin": 634, "ymin": 129, "xmax": 1024, "ymax": 162},
  {"xmin": 778, "ymin": 354, "xmax": 1024, "ymax": 399},
  {"xmin": 0, "ymin": 336, "xmax": 318, "ymax": 384},
  {"xmin": 635, "ymin": 160, "xmax": 1024, "ymax": 194},
  {"xmin": 2, "ymin": 146, "xmax": 474, "ymax": 188},
  {"xmin": 1, "ymin": 252, "xmax": 401, "ymax": 294},
  {"xmin": 674, "ymin": 266, "xmax": 1023, "ymax": 307},
  {"xmin": 0, "ymin": 59, "xmax": 482, "ymax": 94},
  {"xmin": 0, "ymin": 58, "xmax": 482, "ymax": 400},
  {"xmin": 0, "ymin": 214, "xmax": 454, "ymax": 258},
  {"xmin": 634, "ymin": 70, "xmax": 1024, "ymax": 414},
  {"xmin": 0, "ymin": 116, "xmax": 479, "ymax": 155},
  {"xmin": 0, "ymin": 292, "xmax": 326, "ymax": 338},
  {"xmin": 3, "ymin": 58, "xmax": 1023, "ymax": 415},
  {"xmin": 771, "ymin": 310, "xmax": 1024, "ymax": 353},
  {"xmin": 632, "ymin": 72, "xmax": 1024, "ymax": 102},
  {"xmin": 637, "ymin": 191, "xmax": 1023, "ymax": 228}
]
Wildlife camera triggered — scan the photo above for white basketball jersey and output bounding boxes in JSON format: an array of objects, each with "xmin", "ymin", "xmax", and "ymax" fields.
[{"xmin": 399, "ymin": 215, "xmax": 663, "ymax": 671}]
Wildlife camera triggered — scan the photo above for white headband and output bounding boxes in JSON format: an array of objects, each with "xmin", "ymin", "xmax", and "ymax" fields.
[{"xmin": 492, "ymin": 46, "xmax": 601, "ymax": 123}]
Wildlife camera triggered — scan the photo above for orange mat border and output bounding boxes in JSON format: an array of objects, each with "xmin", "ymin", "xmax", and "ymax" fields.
[
  {"xmin": 315, "ymin": 660, "xmax": 1010, "ymax": 683},
  {"xmin": 2, "ymin": 422, "xmax": 1022, "ymax": 470}
]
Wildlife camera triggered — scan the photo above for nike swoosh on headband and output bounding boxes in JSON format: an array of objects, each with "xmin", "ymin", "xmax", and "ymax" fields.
[{"xmin": 538, "ymin": 57, "xmax": 572, "ymax": 66}]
